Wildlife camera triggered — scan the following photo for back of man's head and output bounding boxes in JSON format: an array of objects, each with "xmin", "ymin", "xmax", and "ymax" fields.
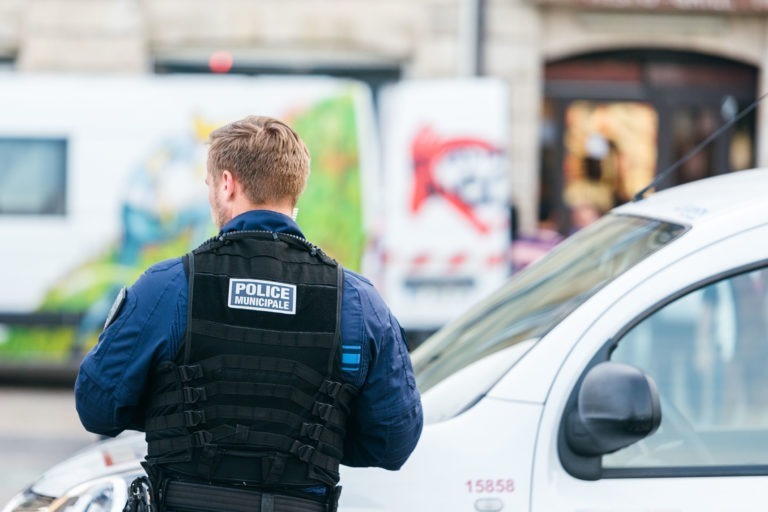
[{"xmin": 207, "ymin": 116, "xmax": 311, "ymax": 206}]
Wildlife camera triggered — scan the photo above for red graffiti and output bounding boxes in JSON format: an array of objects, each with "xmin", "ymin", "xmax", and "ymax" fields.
[{"xmin": 410, "ymin": 126, "xmax": 500, "ymax": 233}]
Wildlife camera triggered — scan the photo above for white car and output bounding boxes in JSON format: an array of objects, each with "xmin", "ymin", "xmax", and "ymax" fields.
[{"xmin": 5, "ymin": 168, "xmax": 768, "ymax": 512}]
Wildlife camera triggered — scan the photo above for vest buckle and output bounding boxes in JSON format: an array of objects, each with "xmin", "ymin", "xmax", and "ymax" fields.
[
  {"xmin": 312, "ymin": 402, "xmax": 334, "ymax": 422},
  {"xmin": 321, "ymin": 380, "xmax": 342, "ymax": 399},
  {"xmin": 193, "ymin": 430, "xmax": 213, "ymax": 446},
  {"xmin": 300, "ymin": 422, "xmax": 324, "ymax": 441},
  {"xmin": 179, "ymin": 365, "xmax": 203, "ymax": 382},
  {"xmin": 183, "ymin": 386, "xmax": 207, "ymax": 404},
  {"xmin": 290, "ymin": 441, "xmax": 316, "ymax": 463},
  {"xmin": 184, "ymin": 409, "xmax": 206, "ymax": 427}
]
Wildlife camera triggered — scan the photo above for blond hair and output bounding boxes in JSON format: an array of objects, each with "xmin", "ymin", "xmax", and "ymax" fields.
[{"xmin": 207, "ymin": 115, "xmax": 310, "ymax": 206}]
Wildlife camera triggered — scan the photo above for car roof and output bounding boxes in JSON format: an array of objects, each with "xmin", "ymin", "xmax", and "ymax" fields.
[{"xmin": 614, "ymin": 168, "xmax": 768, "ymax": 228}]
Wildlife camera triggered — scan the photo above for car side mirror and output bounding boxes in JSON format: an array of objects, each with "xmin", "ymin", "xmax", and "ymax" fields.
[{"xmin": 566, "ymin": 361, "xmax": 661, "ymax": 456}]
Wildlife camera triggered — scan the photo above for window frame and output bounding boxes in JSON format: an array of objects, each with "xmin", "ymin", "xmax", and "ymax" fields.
[{"xmin": 559, "ymin": 258, "xmax": 768, "ymax": 480}]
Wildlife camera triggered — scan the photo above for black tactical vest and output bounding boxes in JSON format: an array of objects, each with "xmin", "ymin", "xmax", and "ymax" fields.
[{"xmin": 143, "ymin": 231, "xmax": 357, "ymax": 489}]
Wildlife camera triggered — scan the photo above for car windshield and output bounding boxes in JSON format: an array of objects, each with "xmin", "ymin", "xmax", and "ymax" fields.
[{"xmin": 412, "ymin": 214, "xmax": 687, "ymax": 404}]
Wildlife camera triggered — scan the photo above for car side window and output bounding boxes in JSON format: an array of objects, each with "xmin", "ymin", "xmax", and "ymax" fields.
[{"xmin": 606, "ymin": 266, "xmax": 768, "ymax": 470}]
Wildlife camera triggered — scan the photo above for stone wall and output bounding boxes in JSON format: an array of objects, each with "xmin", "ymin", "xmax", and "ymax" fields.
[
  {"xmin": 4, "ymin": 0, "xmax": 767, "ymax": 229},
  {"xmin": 3, "ymin": 0, "xmax": 542, "ymax": 229},
  {"xmin": 0, "ymin": 0, "xmax": 21, "ymax": 60},
  {"xmin": 17, "ymin": 0, "xmax": 145, "ymax": 72},
  {"xmin": 485, "ymin": 0, "xmax": 542, "ymax": 231}
]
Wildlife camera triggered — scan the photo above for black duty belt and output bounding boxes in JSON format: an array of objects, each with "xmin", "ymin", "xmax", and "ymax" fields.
[{"xmin": 164, "ymin": 480, "xmax": 328, "ymax": 512}]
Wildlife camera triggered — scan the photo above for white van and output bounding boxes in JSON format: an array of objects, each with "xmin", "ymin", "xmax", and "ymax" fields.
[
  {"xmin": 0, "ymin": 74, "xmax": 375, "ymax": 376},
  {"xmin": 5, "ymin": 168, "xmax": 768, "ymax": 512}
]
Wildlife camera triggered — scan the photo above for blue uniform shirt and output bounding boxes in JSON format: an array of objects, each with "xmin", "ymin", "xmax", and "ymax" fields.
[{"xmin": 75, "ymin": 210, "xmax": 423, "ymax": 470}]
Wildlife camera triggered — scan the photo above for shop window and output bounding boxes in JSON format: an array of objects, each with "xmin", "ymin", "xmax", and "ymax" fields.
[
  {"xmin": 544, "ymin": 50, "xmax": 758, "ymax": 235},
  {"xmin": 562, "ymin": 101, "xmax": 658, "ymax": 230},
  {"xmin": 0, "ymin": 138, "xmax": 67, "ymax": 215}
]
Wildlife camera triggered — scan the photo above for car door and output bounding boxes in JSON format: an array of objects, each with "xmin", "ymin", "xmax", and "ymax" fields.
[{"xmin": 532, "ymin": 222, "xmax": 768, "ymax": 511}]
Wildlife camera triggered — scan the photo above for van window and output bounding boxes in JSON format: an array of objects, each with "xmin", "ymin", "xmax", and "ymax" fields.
[
  {"xmin": 607, "ymin": 266, "xmax": 768, "ymax": 470},
  {"xmin": 412, "ymin": 214, "xmax": 686, "ymax": 409},
  {"xmin": 0, "ymin": 138, "xmax": 67, "ymax": 215}
]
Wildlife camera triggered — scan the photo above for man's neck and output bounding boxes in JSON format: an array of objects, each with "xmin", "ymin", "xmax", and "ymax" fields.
[{"xmin": 230, "ymin": 201, "xmax": 294, "ymax": 221}]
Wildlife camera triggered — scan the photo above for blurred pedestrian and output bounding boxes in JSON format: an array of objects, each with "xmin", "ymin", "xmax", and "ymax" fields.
[{"xmin": 564, "ymin": 133, "xmax": 614, "ymax": 231}]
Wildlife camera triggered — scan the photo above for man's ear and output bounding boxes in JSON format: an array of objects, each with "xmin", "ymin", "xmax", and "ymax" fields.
[{"xmin": 220, "ymin": 170, "xmax": 236, "ymax": 198}]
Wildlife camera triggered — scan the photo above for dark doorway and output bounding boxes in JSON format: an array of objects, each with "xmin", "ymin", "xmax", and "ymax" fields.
[{"xmin": 541, "ymin": 49, "xmax": 757, "ymax": 234}]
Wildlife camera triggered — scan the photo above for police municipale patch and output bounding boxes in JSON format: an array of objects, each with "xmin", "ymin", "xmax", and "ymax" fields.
[{"xmin": 228, "ymin": 278, "xmax": 296, "ymax": 315}]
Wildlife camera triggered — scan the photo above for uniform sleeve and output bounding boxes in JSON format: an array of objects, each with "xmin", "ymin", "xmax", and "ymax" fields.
[
  {"xmin": 74, "ymin": 258, "xmax": 187, "ymax": 437},
  {"xmin": 340, "ymin": 273, "xmax": 423, "ymax": 470}
]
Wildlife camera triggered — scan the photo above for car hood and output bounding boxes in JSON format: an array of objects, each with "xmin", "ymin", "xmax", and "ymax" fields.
[{"xmin": 31, "ymin": 432, "xmax": 146, "ymax": 498}]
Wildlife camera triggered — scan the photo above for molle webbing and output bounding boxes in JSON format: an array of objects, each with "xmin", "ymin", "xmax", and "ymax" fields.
[
  {"xmin": 152, "ymin": 355, "xmax": 331, "ymax": 390},
  {"xmin": 148, "ymin": 377, "xmax": 356, "ymax": 415},
  {"xmin": 144, "ymin": 232, "xmax": 356, "ymax": 488},
  {"xmin": 148, "ymin": 425, "xmax": 341, "ymax": 473}
]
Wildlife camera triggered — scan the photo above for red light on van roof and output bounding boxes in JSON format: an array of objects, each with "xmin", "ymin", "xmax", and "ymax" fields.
[{"xmin": 209, "ymin": 51, "xmax": 233, "ymax": 73}]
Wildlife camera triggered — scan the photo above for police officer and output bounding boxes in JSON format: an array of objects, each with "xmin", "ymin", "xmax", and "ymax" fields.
[{"xmin": 75, "ymin": 115, "xmax": 423, "ymax": 512}]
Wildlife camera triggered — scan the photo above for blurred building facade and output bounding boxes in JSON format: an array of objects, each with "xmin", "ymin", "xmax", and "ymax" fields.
[{"xmin": 0, "ymin": 0, "xmax": 765, "ymax": 233}]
